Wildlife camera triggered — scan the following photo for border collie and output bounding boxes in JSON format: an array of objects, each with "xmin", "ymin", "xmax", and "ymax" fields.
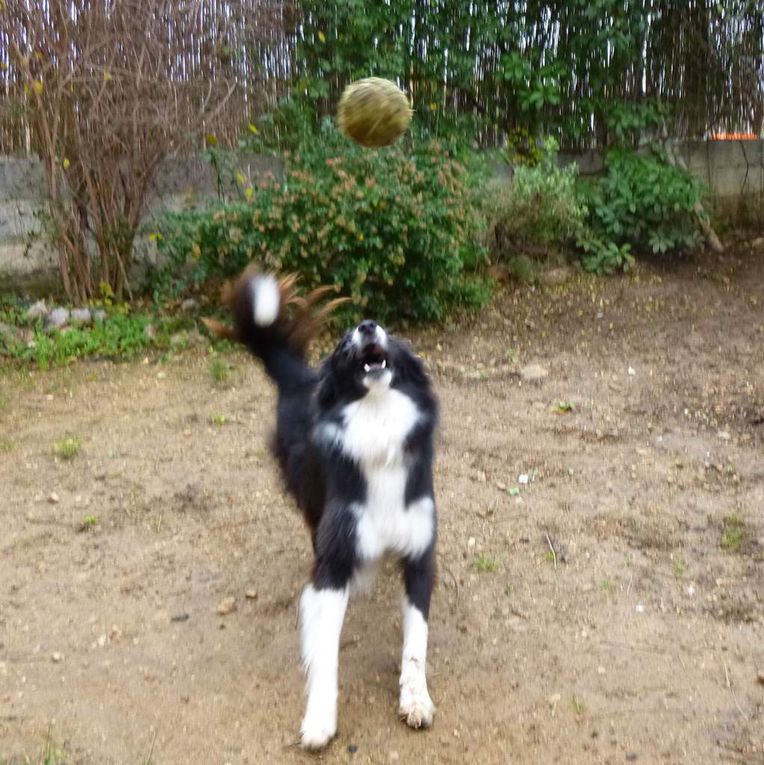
[{"xmin": 208, "ymin": 269, "xmax": 438, "ymax": 749}]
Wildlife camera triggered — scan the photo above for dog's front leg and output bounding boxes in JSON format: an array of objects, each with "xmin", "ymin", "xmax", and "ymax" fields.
[
  {"xmin": 399, "ymin": 548, "xmax": 436, "ymax": 728},
  {"xmin": 299, "ymin": 582, "xmax": 349, "ymax": 749}
]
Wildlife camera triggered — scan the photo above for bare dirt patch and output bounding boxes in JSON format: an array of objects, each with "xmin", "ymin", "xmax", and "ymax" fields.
[{"xmin": 1, "ymin": 246, "xmax": 763, "ymax": 764}]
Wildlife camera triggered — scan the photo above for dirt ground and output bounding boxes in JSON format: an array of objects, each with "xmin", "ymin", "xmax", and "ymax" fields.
[{"xmin": 1, "ymin": 245, "xmax": 763, "ymax": 765}]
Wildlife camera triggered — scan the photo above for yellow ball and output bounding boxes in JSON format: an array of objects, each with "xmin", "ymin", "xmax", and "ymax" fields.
[{"xmin": 337, "ymin": 77, "xmax": 413, "ymax": 148}]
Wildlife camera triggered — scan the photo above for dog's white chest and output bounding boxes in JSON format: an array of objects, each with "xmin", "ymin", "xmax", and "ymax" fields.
[
  {"xmin": 340, "ymin": 387, "xmax": 420, "ymax": 467},
  {"xmin": 340, "ymin": 390, "xmax": 433, "ymax": 561}
]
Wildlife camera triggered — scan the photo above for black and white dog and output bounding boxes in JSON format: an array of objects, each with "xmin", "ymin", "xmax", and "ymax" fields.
[{"xmin": 213, "ymin": 270, "xmax": 438, "ymax": 749}]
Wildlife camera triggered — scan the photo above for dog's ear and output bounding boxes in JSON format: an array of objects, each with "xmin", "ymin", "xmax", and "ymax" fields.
[{"xmin": 393, "ymin": 342, "xmax": 429, "ymax": 385}]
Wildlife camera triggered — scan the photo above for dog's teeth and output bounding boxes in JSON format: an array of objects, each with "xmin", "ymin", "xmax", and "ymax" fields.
[
  {"xmin": 381, "ymin": 359, "xmax": 386, "ymax": 369},
  {"xmin": 364, "ymin": 364, "xmax": 371, "ymax": 373}
]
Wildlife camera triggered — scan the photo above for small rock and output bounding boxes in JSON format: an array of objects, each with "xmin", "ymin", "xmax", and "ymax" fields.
[
  {"xmin": 92, "ymin": 309, "xmax": 107, "ymax": 322},
  {"xmin": 48, "ymin": 492, "xmax": 60, "ymax": 504},
  {"xmin": 626, "ymin": 754, "xmax": 638, "ymax": 762},
  {"xmin": 0, "ymin": 321, "xmax": 18, "ymax": 342},
  {"xmin": 216, "ymin": 596, "xmax": 236, "ymax": 615},
  {"xmin": 180, "ymin": 298, "xmax": 199, "ymax": 312},
  {"xmin": 627, "ymin": 366, "xmax": 636, "ymax": 376},
  {"xmin": 475, "ymin": 469, "xmax": 487, "ymax": 483},
  {"xmin": 635, "ymin": 604, "xmax": 645, "ymax": 613},
  {"xmin": 751, "ymin": 237, "xmax": 764, "ymax": 250},
  {"xmin": 45, "ymin": 307, "xmax": 69, "ymax": 329},
  {"xmin": 717, "ymin": 430, "xmax": 731, "ymax": 440},
  {"xmin": 520, "ymin": 363, "xmax": 548, "ymax": 382},
  {"xmin": 467, "ymin": 537, "xmax": 476, "ymax": 548},
  {"xmin": 26, "ymin": 300, "xmax": 48, "ymax": 321},
  {"xmin": 51, "ymin": 652, "xmax": 63, "ymax": 663},
  {"xmin": 245, "ymin": 589, "xmax": 258, "ymax": 600},
  {"xmin": 97, "ymin": 634, "xmax": 108, "ymax": 648},
  {"xmin": 69, "ymin": 308, "xmax": 92, "ymax": 324},
  {"xmin": 547, "ymin": 693, "xmax": 561, "ymax": 707},
  {"xmin": 757, "ymin": 671, "xmax": 764, "ymax": 685},
  {"xmin": 518, "ymin": 474, "xmax": 529, "ymax": 485}
]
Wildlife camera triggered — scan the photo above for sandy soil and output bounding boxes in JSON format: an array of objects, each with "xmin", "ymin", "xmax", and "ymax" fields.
[{"xmin": 1, "ymin": 245, "xmax": 763, "ymax": 764}]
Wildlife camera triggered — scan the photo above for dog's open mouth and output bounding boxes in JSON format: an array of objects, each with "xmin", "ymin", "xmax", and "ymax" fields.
[{"xmin": 360, "ymin": 344, "xmax": 388, "ymax": 375}]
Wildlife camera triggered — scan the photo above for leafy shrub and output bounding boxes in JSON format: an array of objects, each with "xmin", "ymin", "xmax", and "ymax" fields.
[
  {"xmin": 484, "ymin": 139, "xmax": 705, "ymax": 277},
  {"xmin": 153, "ymin": 123, "xmax": 490, "ymax": 322},
  {"xmin": 484, "ymin": 137, "xmax": 588, "ymax": 263},
  {"xmin": 579, "ymin": 149, "xmax": 705, "ymax": 259},
  {"xmin": 576, "ymin": 236, "xmax": 634, "ymax": 275}
]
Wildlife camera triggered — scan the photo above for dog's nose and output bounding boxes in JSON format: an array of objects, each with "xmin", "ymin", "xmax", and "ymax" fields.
[{"xmin": 358, "ymin": 320, "xmax": 377, "ymax": 337}]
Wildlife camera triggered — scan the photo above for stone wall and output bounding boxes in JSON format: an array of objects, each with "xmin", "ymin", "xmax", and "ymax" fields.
[
  {"xmin": 1, "ymin": 142, "xmax": 762, "ymax": 294},
  {"xmin": 0, "ymin": 153, "xmax": 283, "ymax": 294}
]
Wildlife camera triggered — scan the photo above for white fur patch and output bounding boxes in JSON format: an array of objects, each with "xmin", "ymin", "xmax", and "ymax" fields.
[
  {"xmin": 399, "ymin": 598, "xmax": 435, "ymax": 728},
  {"xmin": 362, "ymin": 368, "xmax": 393, "ymax": 391},
  {"xmin": 355, "ymin": 494, "xmax": 434, "ymax": 562},
  {"xmin": 251, "ymin": 274, "xmax": 280, "ymax": 327},
  {"xmin": 351, "ymin": 324, "xmax": 388, "ymax": 349},
  {"xmin": 340, "ymin": 386, "xmax": 420, "ymax": 467},
  {"xmin": 321, "ymin": 388, "xmax": 434, "ymax": 563},
  {"xmin": 299, "ymin": 585, "xmax": 349, "ymax": 749}
]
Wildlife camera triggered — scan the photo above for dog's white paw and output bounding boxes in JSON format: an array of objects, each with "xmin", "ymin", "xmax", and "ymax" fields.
[
  {"xmin": 399, "ymin": 683, "xmax": 435, "ymax": 729},
  {"xmin": 300, "ymin": 714, "xmax": 336, "ymax": 750}
]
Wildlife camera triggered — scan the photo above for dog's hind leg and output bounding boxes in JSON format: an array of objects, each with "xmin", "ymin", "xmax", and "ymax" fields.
[{"xmin": 399, "ymin": 548, "xmax": 436, "ymax": 729}]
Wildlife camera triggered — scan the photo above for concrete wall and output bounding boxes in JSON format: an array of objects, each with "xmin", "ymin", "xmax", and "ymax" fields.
[
  {"xmin": 1, "ymin": 142, "xmax": 762, "ymax": 294},
  {"xmin": 562, "ymin": 139, "xmax": 764, "ymax": 224},
  {"xmin": 0, "ymin": 153, "xmax": 283, "ymax": 294}
]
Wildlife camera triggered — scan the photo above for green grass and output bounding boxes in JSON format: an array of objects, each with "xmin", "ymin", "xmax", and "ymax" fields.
[
  {"xmin": 671, "ymin": 553, "xmax": 686, "ymax": 578},
  {"xmin": 53, "ymin": 437, "xmax": 81, "ymax": 460},
  {"xmin": 721, "ymin": 514, "xmax": 750, "ymax": 553},
  {"xmin": 571, "ymin": 696, "xmax": 587, "ymax": 716},
  {"xmin": 601, "ymin": 578, "xmax": 616, "ymax": 594},
  {"xmin": 211, "ymin": 413, "xmax": 229, "ymax": 426},
  {"xmin": 79, "ymin": 515, "xmax": 98, "ymax": 531},
  {"xmin": 473, "ymin": 553, "xmax": 498, "ymax": 573},
  {"xmin": 209, "ymin": 358, "xmax": 233, "ymax": 385},
  {"xmin": 0, "ymin": 297, "xmax": 204, "ymax": 368},
  {"xmin": 0, "ymin": 438, "xmax": 14, "ymax": 453}
]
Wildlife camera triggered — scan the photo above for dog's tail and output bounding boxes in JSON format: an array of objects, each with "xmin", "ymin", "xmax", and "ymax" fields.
[{"xmin": 203, "ymin": 267, "xmax": 346, "ymax": 390}]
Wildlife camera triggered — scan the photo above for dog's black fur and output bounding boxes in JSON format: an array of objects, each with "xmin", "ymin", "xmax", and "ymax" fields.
[{"xmin": 218, "ymin": 270, "xmax": 439, "ymax": 745}]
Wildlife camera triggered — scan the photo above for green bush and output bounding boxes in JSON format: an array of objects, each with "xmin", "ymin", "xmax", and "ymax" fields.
[
  {"xmin": 153, "ymin": 123, "xmax": 490, "ymax": 322},
  {"xmin": 579, "ymin": 149, "xmax": 705, "ymax": 262},
  {"xmin": 484, "ymin": 140, "xmax": 705, "ymax": 277},
  {"xmin": 485, "ymin": 137, "xmax": 588, "ymax": 261}
]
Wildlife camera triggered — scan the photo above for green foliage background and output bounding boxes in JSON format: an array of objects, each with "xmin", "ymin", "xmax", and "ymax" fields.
[
  {"xmin": 155, "ymin": 121, "xmax": 490, "ymax": 322},
  {"xmin": 291, "ymin": 0, "xmax": 762, "ymax": 148}
]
